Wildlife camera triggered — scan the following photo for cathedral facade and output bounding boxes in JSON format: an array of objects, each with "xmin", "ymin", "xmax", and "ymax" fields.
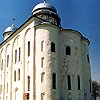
[{"xmin": 0, "ymin": 2, "xmax": 92, "ymax": 100}]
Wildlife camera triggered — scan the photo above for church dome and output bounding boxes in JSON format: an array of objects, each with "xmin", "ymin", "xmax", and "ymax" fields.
[
  {"xmin": 3, "ymin": 24, "xmax": 17, "ymax": 40},
  {"xmin": 4, "ymin": 24, "xmax": 17, "ymax": 33},
  {"xmin": 32, "ymin": 2, "xmax": 57, "ymax": 14},
  {"xmin": 32, "ymin": 2, "xmax": 61, "ymax": 27}
]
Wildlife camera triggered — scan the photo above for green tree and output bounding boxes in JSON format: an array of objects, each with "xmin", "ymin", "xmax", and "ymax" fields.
[{"xmin": 92, "ymin": 81, "xmax": 100, "ymax": 100}]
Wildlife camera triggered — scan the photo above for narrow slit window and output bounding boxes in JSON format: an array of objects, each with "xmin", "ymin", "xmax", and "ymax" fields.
[
  {"xmin": 41, "ymin": 40, "xmax": 44, "ymax": 52},
  {"xmin": 1, "ymin": 59, "xmax": 3, "ymax": 70},
  {"xmin": 14, "ymin": 71, "xmax": 16, "ymax": 81},
  {"xmin": 67, "ymin": 75, "xmax": 71, "ymax": 90},
  {"xmin": 7, "ymin": 55, "xmax": 9, "ymax": 67},
  {"xmin": 28, "ymin": 41, "xmax": 30, "ymax": 57},
  {"xmin": 19, "ymin": 47, "xmax": 21, "ymax": 61},
  {"xmin": 87, "ymin": 55, "xmax": 90, "ymax": 63},
  {"xmin": 66, "ymin": 46, "xmax": 71, "ymax": 55},
  {"xmin": 52, "ymin": 73, "xmax": 56, "ymax": 89},
  {"xmin": 51, "ymin": 42, "xmax": 55, "ymax": 52},
  {"xmin": 26, "ymin": 93, "xmax": 29, "ymax": 99},
  {"xmin": 41, "ymin": 57, "xmax": 44, "ymax": 68},
  {"xmin": 18, "ymin": 69, "xmax": 20, "ymax": 80},
  {"xmin": 41, "ymin": 72, "xmax": 45, "ymax": 82},
  {"xmin": 15, "ymin": 50, "xmax": 17, "ymax": 63},
  {"xmin": 27, "ymin": 76, "xmax": 30, "ymax": 91},
  {"xmin": 78, "ymin": 75, "xmax": 80, "ymax": 90}
]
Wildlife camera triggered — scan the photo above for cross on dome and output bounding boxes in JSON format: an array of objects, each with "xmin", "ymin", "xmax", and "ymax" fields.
[
  {"xmin": 43, "ymin": 0, "xmax": 47, "ymax": 3},
  {"xmin": 12, "ymin": 18, "xmax": 16, "ymax": 25}
]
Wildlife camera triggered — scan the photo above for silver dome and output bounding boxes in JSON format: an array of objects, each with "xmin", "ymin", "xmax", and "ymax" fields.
[
  {"xmin": 31, "ymin": 2, "xmax": 61, "ymax": 27},
  {"xmin": 32, "ymin": 2, "xmax": 57, "ymax": 13},
  {"xmin": 4, "ymin": 24, "xmax": 17, "ymax": 33}
]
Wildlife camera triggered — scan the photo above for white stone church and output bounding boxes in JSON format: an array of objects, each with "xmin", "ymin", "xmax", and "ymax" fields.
[{"xmin": 0, "ymin": 1, "xmax": 92, "ymax": 100}]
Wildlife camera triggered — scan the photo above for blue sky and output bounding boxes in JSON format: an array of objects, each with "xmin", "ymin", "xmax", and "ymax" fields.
[{"xmin": 0, "ymin": 0, "xmax": 100, "ymax": 83}]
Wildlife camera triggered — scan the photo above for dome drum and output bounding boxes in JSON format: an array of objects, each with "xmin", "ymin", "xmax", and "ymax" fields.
[
  {"xmin": 33, "ymin": 9, "xmax": 60, "ymax": 22},
  {"xmin": 32, "ymin": 8, "xmax": 58, "ymax": 16},
  {"xmin": 34, "ymin": 12, "xmax": 61, "ymax": 26},
  {"xmin": 32, "ymin": 7, "xmax": 57, "ymax": 14}
]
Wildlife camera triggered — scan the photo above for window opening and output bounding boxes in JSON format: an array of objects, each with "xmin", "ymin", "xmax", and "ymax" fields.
[
  {"xmin": 14, "ymin": 71, "xmax": 16, "ymax": 81},
  {"xmin": 78, "ymin": 75, "xmax": 80, "ymax": 90},
  {"xmin": 41, "ymin": 57, "xmax": 44, "ymax": 68},
  {"xmin": 15, "ymin": 50, "xmax": 17, "ymax": 63},
  {"xmin": 1, "ymin": 59, "xmax": 3, "ymax": 70},
  {"xmin": 27, "ymin": 76, "xmax": 30, "ymax": 91},
  {"xmin": 41, "ymin": 40, "xmax": 44, "ymax": 52},
  {"xmin": 28, "ymin": 41, "xmax": 30, "ymax": 57},
  {"xmin": 18, "ymin": 69, "xmax": 20, "ymax": 80},
  {"xmin": 41, "ymin": 93, "xmax": 45, "ymax": 100},
  {"xmin": 66, "ymin": 46, "xmax": 71, "ymax": 55},
  {"xmin": 52, "ymin": 73, "xmax": 56, "ymax": 89},
  {"xmin": 51, "ymin": 42, "xmax": 55, "ymax": 52},
  {"xmin": 41, "ymin": 72, "xmax": 45, "ymax": 82},
  {"xmin": 19, "ymin": 47, "xmax": 21, "ymax": 61},
  {"xmin": 67, "ymin": 75, "xmax": 71, "ymax": 90},
  {"xmin": 7, "ymin": 55, "xmax": 9, "ymax": 67},
  {"xmin": 87, "ymin": 55, "xmax": 90, "ymax": 63}
]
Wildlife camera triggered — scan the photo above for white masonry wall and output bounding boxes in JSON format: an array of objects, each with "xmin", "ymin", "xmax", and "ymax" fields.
[
  {"xmin": 35, "ymin": 23, "xmax": 61, "ymax": 100},
  {"xmin": 60, "ymin": 30, "xmax": 84, "ymax": 100},
  {"xmin": 0, "ymin": 17, "xmax": 92, "ymax": 100}
]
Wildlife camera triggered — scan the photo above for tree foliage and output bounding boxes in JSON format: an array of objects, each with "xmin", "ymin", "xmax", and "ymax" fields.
[{"xmin": 92, "ymin": 81, "xmax": 100, "ymax": 99}]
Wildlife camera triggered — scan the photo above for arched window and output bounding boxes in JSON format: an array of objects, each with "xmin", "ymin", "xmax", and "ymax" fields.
[
  {"xmin": 52, "ymin": 73, "xmax": 56, "ymax": 89},
  {"xmin": 41, "ymin": 93, "xmax": 45, "ymax": 100},
  {"xmin": 67, "ymin": 75, "xmax": 71, "ymax": 90},
  {"xmin": 51, "ymin": 42, "xmax": 55, "ymax": 52},
  {"xmin": 27, "ymin": 76, "xmax": 30, "ymax": 91},
  {"xmin": 78, "ymin": 75, "xmax": 80, "ymax": 90},
  {"xmin": 41, "ymin": 72, "xmax": 45, "ymax": 82},
  {"xmin": 66, "ymin": 46, "xmax": 71, "ymax": 55}
]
